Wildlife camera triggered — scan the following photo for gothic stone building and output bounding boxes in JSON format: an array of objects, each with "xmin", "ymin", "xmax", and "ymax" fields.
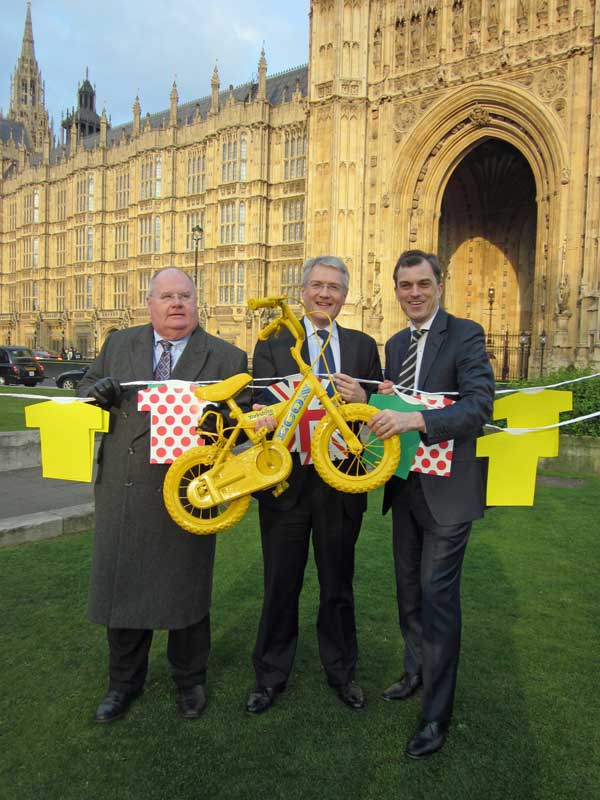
[{"xmin": 1, "ymin": 1, "xmax": 599, "ymax": 376}]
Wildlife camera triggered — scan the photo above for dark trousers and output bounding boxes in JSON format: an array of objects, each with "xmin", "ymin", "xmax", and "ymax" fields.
[
  {"xmin": 107, "ymin": 614, "xmax": 211, "ymax": 693},
  {"xmin": 391, "ymin": 474, "xmax": 471, "ymax": 722},
  {"xmin": 252, "ymin": 474, "xmax": 362, "ymax": 689}
]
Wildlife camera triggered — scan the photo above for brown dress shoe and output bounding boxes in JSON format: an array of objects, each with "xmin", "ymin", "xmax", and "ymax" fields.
[
  {"xmin": 178, "ymin": 684, "xmax": 207, "ymax": 719},
  {"xmin": 405, "ymin": 720, "xmax": 449, "ymax": 759},
  {"xmin": 382, "ymin": 672, "xmax": 422, "ymax": 701},
  {"xmin": 336, "ymin": 681, "xmax": 366, "ymax": 710},
  {"xmin": 94, "ymin": 688, "xmax": 142, "ymax": 723}
]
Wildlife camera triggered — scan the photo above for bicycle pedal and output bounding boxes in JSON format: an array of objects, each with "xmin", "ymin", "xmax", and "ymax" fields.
[{"xmin": 271, "ymin": 480, "xmax": 289, "ymax": 497}]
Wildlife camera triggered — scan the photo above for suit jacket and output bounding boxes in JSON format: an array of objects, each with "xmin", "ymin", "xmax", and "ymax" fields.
[
  {"xmin": 77, "ymin": 323, "xmax": 248, "ymax": 629},
  {"xmin": 382, "ymin": 309, "xmax": 495, "ymax": 525},
  {"xmin": 252, "ymin": 320, "xmax": 382, "ymax": 515}
]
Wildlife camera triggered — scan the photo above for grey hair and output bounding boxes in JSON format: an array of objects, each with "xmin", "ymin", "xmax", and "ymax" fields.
[
  {"xmin": 301, "ymin": 256, "xmax": 350, "ymax": 291},
  {"xmin": 147, "ymin": 267, "xmax": 195, "ymax": 299}
]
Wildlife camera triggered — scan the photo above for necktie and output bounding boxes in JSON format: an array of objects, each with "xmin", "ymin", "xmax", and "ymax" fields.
[
  {"xmin": 154, "ymin": 340, "xmax": 173, "ymax": 381},
  {"xmin": 316, "ymin": 329, "xmax": 336, "ymax": 377},
  {"xmin": 396, "ymin": 329, "xmax": 426, "ymax": 394}
]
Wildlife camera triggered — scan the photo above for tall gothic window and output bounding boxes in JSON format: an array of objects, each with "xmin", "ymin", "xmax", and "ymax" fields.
[
  {"xmin": 281, "ymin": 264, "xmax": 302, "ymax": 303},
  {"xmin": 115, "ymin": 170, "xmax": 130, "ymax": 209},
  {"xmin": 55, "ymin": 280, "xmax": 65, "ymax": 312},
  {"xmin": 114, "ymin": 274, "xmax": 128, "ymax": 310},
  {"xmin": 138, "ymin": 270, "xmax": 151, "ymax": 306},
  {"xmin": 219, "ymin": 262, "xmax": 245, "ymax": 305},
  {"xmin": 282, "ymin": 198, "xmax": 305, "ymax": 242},
  {"xmin": 186, "ymin": 211, "xmax": 205, "ymax": 251},
  {"xmin": 56, "ymin": 234, "xmax": 66, "ymax": 267},
  {"xmin": 56, "ymin": 187, "xmax": 67, "ymax": 221},
  {"xmin": 221, "ymin": 133, "xmax": 247, "ymax": 183},
  {"xmin": 140, "ymin": 215, "xmax": 161, "ymax": 253},
  {"xmin": 114, "ymin": 223, "xmax": 129, "ymax": 260},
  {"xmin": 141, "ymin": 155, "xmax": 162, "ymax": 199},
  {"xmin": 284, "ymin": 130, "xmax": 307, "ymax": 180},
  {"xmin": 187, "ymin": 150, "xmax": 206, "ymax": 194}
]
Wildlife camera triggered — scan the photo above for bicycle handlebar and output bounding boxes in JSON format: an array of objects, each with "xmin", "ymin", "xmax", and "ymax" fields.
[
  {"xmin": 247, "ymin": 296, "xmax": 287, "ymax": 311},
  {"xmin": 248, "ymin": 296, "xmax": 305, "ymax": 344}
]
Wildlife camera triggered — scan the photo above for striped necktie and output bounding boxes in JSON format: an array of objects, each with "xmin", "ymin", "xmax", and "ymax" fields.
[
  {"xmin": 396, "ymin": 329, "xmax": 426, "ymax": 394},
  {"xmin": 154, "ymin": 340, "xmax": 173, "ymax": 381},
  {"xmin": 316, "ymin": 329, "xmax": 336, "ymax": 377}
]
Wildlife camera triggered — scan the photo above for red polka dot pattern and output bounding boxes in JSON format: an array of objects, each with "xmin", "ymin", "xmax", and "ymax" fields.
[
  {"xmin": 409, "ymin": 393, "xmax": 455, "ymax": 478},
  {"xmin": 139, "ymin": 381, "xmax": 206, "ymax": 463}
]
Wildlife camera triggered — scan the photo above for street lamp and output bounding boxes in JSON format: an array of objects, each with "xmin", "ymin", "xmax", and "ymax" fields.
[
  {"xmin": 539, "ymin": 330, "xmax": 547, "ymax": 377},
  {"xmin": 519, "ymin": 330, "xmax": 531, "ymax": 379},
  {"xmin": 192, "ymin": 225, "xmax": 204, "ymax": 299},
  {"xmin": 487, "ymin": 286, "xmax": 495, "ymax": 347}
]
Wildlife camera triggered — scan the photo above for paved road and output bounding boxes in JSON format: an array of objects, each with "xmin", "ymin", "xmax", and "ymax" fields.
[{"xmin": 1, "ymin": 466, "xmax": 94, "ymax": 520}]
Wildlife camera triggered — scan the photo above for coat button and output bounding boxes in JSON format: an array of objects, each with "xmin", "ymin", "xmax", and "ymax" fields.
[
  {"xmin": 128, "ymin": 447, "xmax": 134, "ymax": 455},
  {"xmin": 124, "ymin": 481, "xmax": 133, "ymax": 487},
  {"xmin": 121, "ymin": 411, "xmax": 128, "ymax": 419}
]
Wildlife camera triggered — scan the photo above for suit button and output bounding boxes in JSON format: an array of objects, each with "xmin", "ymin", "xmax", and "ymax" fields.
[
  {"xmin": 124, "ymin": 481, "xmax": 133, "ymax": 487},
  {"xmin": 128, "ymin": 447, "xmax": 134, "ymax": 455}
]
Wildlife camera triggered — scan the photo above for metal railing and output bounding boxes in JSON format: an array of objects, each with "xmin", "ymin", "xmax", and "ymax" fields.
[{"xmin": 485, "ymin": 331, "xmax": 531, "ymax": 381}]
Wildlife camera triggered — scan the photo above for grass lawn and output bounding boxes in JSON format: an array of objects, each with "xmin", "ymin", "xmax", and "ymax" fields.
[
  {"xmin": 1, "ymin": 480, "xmax": 598, "ymax": 800},
  {"xmin": 0, "ymin": 386, "xmax": 73, "ymax": 432}
]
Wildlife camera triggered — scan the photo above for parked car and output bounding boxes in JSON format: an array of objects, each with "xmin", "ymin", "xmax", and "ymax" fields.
[
  {"xmin": 0, "ymin": 345, "xmax": 45, "ymax": 387},
  {"xmin": 33, "ymin": 349, "xmax": 62, "ymax": 360},
  {"xmin": 55, "ymin": 365, "xmax": 88, "ymax": 390}
]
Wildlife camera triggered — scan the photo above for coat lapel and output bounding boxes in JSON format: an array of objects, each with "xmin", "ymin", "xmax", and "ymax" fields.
[{"xmin": 129, "ymin": 324, "xmax": 155, "ymax": 381}]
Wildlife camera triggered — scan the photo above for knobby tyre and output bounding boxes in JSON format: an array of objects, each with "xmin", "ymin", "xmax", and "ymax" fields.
[
  {"xmin": 311, "ymin": 403, "xmax": 400, "ymax": 493},
  {"xmin": 163, "ymin": 445, "xmax": 250, "ymax": 534}
]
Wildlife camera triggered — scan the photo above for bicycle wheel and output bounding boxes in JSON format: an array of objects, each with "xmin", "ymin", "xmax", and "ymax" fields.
[
  {"xmin": 163, "ymin": 446, "xmax": 250, "ymax": 534},
  {"xmin": 311, "ymin": 403, "xmax": 400, "ymax": 493}
]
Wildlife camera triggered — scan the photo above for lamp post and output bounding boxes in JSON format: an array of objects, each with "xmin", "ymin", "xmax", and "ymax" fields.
[
  {"xmin": 539, "ymin": 330, "xmax": 547, "ymax": 377},
  {"xmin": 487, "ymin": 286, "xmax": 495, "ymax": 347},
  {"xmin": 191, "ymin": 224, "xmax": 203, "ymax": 300},
  {"xmin": 519, "ymin": 330, "xmax": 531, "ymax": 379}
]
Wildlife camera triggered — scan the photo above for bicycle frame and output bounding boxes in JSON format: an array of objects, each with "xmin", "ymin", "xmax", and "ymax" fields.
[
  {"xmin": 163, "ymin": 295, "xmax": 400, "ymax": 533},
  {"xmin": 190, "ymin": 297, "xmax": 362, "ymax": 501}
]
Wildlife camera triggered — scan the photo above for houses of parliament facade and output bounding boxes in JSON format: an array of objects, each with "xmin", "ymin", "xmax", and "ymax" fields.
[{"xmin": 1, "ymin": 1, "xmax": 599, "ymax": 375}]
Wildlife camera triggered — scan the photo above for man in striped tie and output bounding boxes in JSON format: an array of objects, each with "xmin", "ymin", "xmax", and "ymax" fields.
[{"xmin": 368, "ymin": 250, "xmax": 495, "ymax": 759}]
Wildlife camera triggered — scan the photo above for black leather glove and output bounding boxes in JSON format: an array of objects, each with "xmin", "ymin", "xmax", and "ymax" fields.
[{"xmin": 87, "ymin": 377, "xmax": 122, "ymax": 409}]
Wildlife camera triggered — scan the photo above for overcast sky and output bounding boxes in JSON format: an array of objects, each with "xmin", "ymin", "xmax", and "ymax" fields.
[{"xmin": 1, "ymin": 0, "xmax": 310, "ymax": 130}]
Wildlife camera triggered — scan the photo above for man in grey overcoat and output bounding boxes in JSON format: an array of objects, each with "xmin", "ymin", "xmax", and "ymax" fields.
[{"xmin": 78, "ymin": 267, "xmax": 248, "ymax": 723}]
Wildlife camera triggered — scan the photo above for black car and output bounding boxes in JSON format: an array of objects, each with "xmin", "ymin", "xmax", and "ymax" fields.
[
  {"xmin": 55, "ymin": 365, "xmax": 88, "ymax": 390},
  {"xmin": 0, "ymin": 345, "xmax": 45, "ymax": 387}
]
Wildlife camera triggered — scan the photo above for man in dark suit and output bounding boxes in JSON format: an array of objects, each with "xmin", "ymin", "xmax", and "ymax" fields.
[
  {"xmin": 246, "ymin": 256, "xmax": 382, "ymax": 714},
  {"xmin": 368, "ymin": 250, "xmax": 494, "ymax": 758},
  {"xmin": 78, "ymin": 267, "xmax": 248, "ymax": 724}
]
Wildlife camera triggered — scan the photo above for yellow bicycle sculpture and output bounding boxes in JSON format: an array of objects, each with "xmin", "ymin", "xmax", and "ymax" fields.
[{"xmin": 163, "ymin": 296, "xmax": 400, "ymax": 534}]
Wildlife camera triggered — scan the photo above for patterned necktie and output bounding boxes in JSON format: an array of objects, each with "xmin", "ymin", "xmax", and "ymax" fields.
[
  {"xmin": 316, "ymin": 329, "xmax": 336, "ymax": 377},
  {"xmin": 396, "ymin": 329, "xmax": 426, "ymax": 394},
  {"xmin": 154, "ymin": 340, "xmax": 173, "ymax": 381}
]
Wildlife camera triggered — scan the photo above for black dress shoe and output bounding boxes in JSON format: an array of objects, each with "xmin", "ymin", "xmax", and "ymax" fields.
[
  {"xmin": 94, "ymin": 688, "xmax": 142, "ymax": 724},
  {"xmin": 382, "ymin": 672, "xmax": 422, "ymax": 701},
  {"xmin": 336, "ymin": 681, "xmax": 366, "ymax": 710},
  {"xmin": 178, "ymin": 684, "xmax": 207, "ymax": 719},
  {"xmin": 405, "ymin": 720, "xmax": 449, "ymax": 759},
  {"xmin": 246, "ymin": 686, "xmax": 278, "ymax": 715}
]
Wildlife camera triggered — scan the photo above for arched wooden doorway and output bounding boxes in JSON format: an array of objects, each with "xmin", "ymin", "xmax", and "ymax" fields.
[{"xmin": 438, "ymin": 139, "xmax": 537, "ymax": 341}]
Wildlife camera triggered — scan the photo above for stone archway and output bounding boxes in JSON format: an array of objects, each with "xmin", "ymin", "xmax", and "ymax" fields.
[{"xmin": 438, "ymin": 138, "xmax": 537, "ymax": 337}]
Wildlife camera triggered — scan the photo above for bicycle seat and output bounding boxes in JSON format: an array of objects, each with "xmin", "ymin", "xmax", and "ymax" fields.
[{"xmin": 195, "ymin": 373, "xmax": 252, "ymax": 402}]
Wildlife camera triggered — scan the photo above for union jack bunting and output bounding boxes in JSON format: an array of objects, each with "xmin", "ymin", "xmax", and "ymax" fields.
[{"xmin": 262, "ymin": 374, "xmax": 346, "ymax": 465}]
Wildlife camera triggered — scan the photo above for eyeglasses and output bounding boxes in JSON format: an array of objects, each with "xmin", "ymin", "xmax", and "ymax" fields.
[
  {"xmin": 152, "ymin": 292, "xmax": 195, "ymax": 303},
  {"xmin": 305, "ymin": 281, "xmax": 346, "ymax": 295}
]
